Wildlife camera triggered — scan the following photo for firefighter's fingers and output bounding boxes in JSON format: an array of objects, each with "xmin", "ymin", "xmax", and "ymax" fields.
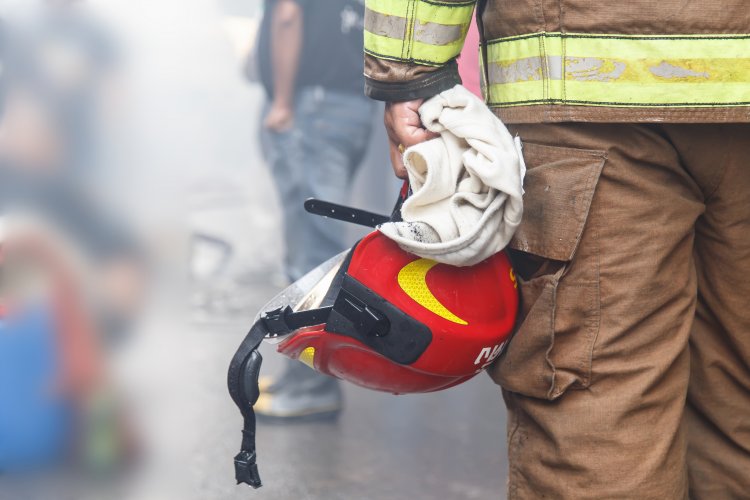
[
  {"xmin": 384, "ymin": 99, "xmax": 437, "ymax": 178},
  {"xmin": 384, "ymin": 100, "xmax": 438, "ymax": 149}
]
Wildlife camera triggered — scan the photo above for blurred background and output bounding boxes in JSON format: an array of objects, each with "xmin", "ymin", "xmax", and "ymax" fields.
[{"xmin": 0, "ymin": 0, "xmax": 508, "ymax": 498}]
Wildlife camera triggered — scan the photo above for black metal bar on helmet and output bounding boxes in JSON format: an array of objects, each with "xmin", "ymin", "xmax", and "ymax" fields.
[{"xmin": 304, "ymin": 198, "xmax": 390, "ymax": 228}]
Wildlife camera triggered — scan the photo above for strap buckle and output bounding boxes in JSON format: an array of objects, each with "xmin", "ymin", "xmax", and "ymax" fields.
[
  {"xmin": 234, "ymin": 449, "xmax": 261, "ymax": 488},
  {"xmin": 262, "ymin": 306, "xmax": 294, "ymax": 336}
]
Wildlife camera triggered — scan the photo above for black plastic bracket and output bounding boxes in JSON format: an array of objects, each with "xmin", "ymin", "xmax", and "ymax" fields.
[
  {"xmin": 326, "ymin": 275, "xmax": 432, "ymax": 365},
  {"xmin": 304, "ymin": 198, "xmax": 390, "ymax": 228}
]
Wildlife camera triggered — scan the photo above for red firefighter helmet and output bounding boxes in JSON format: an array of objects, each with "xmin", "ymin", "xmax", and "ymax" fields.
[
  {"xmin": 227, "ymin": 195, "xmax": 519, "ymax": 488},
  {"xmin": 267, "ymin": 230, "xmax": 518, "ymax": 394}
]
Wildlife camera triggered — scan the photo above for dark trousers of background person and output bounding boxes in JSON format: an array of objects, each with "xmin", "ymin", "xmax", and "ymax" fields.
[{"xmin": 261, "ymin": 86, "xmax": 374, "ymax": 283}]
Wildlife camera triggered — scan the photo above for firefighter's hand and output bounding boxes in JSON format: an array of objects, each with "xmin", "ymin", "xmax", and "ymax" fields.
[
  {"xmin": 264, "ymin": 101, "xmax": 294, "ymax": 132},
  {"xmin": 384, "ymin": 100, "xmax": 439, "ymax": 179}
]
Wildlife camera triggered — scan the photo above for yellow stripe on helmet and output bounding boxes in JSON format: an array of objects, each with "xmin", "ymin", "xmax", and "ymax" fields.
[{"xmin": 397, "ymin": 259, "xmax": 469, "ymax": 326}]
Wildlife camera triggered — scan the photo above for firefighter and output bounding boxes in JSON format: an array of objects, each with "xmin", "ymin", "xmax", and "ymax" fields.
[{"xmin": 363, "ymin": 1, "xmax": 750, "ymax": 498}]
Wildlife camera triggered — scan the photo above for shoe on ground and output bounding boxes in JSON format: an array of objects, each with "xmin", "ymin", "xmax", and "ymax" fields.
[{"xmin": 255, "ymin": 361, "xmax": 342, "ymax": 422}]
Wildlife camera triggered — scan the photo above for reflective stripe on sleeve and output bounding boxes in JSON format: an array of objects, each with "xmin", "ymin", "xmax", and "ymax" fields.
[
  {"xmin": 364, "ymin": 0, "xmax": 475, "ymax": 66},
  {"xmin": 484, "ymin": 32, "xmax": 750, "ymax": 107}
]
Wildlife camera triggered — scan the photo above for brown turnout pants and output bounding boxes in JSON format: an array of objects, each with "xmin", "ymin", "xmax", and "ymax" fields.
[{"xmin": 489, "ymin": 123, "xmax": 750, "ymax": 499}]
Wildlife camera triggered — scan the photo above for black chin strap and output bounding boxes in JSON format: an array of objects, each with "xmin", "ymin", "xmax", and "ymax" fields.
[
  {"xmin": 227, "ymin": 306, "xmax": 334, "ymax": 488},
  {"xmin": 229, "ymin": 187, "xmax": 411, "ymax": 488},
  {"xmin": 227, "ymin": 322, "xmax": 266, "ymax": 488}
]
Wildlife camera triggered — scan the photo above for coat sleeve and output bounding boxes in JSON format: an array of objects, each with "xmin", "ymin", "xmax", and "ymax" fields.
[{"xmin": 364, "ymin": 0, "xmax": 477, "ymax": 101}]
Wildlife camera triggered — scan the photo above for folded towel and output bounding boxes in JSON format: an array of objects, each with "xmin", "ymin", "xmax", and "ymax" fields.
[{"xmin": 379, "ymin": 85, "xmax": 526, "ymax": 266}]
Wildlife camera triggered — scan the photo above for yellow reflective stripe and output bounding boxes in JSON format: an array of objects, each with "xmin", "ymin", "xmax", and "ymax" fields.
[
  {"xmin": 367, "ymin": 0, "xmax": 474, "ymax": 19},
  {"xmin": 365, "ymin": 0, "xmax": 475, "ymax": 65},
  {"xmin": 414, "ymin": 1, "xmax": 475, "ymax": 26},
  {"xmin": 486, "ymin": 32, "xmax": 750, "ymax": 107},
  {"xmin": 365, "ymin": 32, "xmax": 465, "ymax": 65},
  {"xmin": 366, "ymin": 0, "xmax": 410, "ymax": 18},
  {"xmin": 568, "ymin": 34, "xmax": 750, "ymax": 60},
  {"xmin": 565, "ymin": 82, "xmax": 750, "ymax": 106}
]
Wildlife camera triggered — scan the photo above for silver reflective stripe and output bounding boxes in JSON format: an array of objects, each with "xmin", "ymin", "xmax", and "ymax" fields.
[
  {"xmin": 365, "ymin": 8, "xmax": 464, "ymax": 47},
  {"xmin": 490, "ymin": 56, "xmax": 717, "ymax": 85},
  {"xmin": 414, "ymin": 20, "xmax": 463, "ymax": 46},
  {"xmin": 489, "ymin": 56, "xmax": 639, "ymax": 85},
  {"xmin": 489, "ymin": 56, "xmax": 709, "ymax": 84},
  {"xmin": 489, "ymin": 56, "xmax": 563, "ymax": 84},
  {"xmin": 364, "ymin": 8, "xmax": 407, "ymax": 40},
  {"xmin": 649, "ymin": 61, "xmax": 709, "ymax": 80},
  {"xmin": 565, "ymin": 57, "xmax": 626, "ymax": 82}
]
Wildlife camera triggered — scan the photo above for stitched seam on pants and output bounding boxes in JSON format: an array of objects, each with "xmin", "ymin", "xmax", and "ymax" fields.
[
  {"xmin": 547, "ymin": 283, "xmax": 600, "ymax": 398},
  {"xmin": 545, "ymin": 280, "xmax": 559, "ymax": 400},
  {"xmin": 569, "ymin": 155, "xmax": 605, "ymax": 391},
  {"xmin": 561, "ymin": 154, "xmax": 607, "ymax": 277},
  {"xmin": 550, "ymin": 279, "xmax": 602, "ymax": 395},
  {"xmin": 583, "ymin": 196, "xmax": 602, "ymax": 389}
]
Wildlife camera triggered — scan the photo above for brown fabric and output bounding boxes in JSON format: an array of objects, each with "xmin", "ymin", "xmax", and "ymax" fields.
[
  {"xmin": 494, "ymin": 105, "xmax": 750, "ymax": 125},
  {"xmin": 487, "ymin": 122, "xmax": 750, "ymax": 499},
  {"xmin": 365, "ymin": 53, "xmax": 445, "ymax": 84},
  {"xmin": 481, "ymin": 0, "xmax": 750, "ymax": 38}
]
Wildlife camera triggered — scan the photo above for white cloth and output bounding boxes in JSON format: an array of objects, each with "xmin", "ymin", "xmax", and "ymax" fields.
[{"xmin": 378, "ymin": 84, "xmax": 526, "ymax": 266}]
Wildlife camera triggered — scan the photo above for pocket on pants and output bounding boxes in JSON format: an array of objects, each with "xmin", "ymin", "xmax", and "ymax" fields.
[{"xmin": 488, "ymin": 142, "xmax": 606, "ymax": 400}]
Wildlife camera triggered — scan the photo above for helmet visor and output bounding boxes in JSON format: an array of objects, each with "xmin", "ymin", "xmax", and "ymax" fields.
[{"xmin": 259, "ymin": 249, "xmax": 348, "ymax": 344}]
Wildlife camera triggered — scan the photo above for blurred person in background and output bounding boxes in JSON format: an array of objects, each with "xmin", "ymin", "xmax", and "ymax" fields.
[
  {"xmin": 0, "ymin": 2, "xmax": 143, "ymax": 477},
  {"xmin": 0, "ymin": 0, "xmax": 119, "ymax": 180},
  {"xmin": 0, "ymin": 0, "xmax": 142, "ymax": 346},
  {"xmin": 255, "ymin": 0, "xmax": 374, "ymax": 421}
]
